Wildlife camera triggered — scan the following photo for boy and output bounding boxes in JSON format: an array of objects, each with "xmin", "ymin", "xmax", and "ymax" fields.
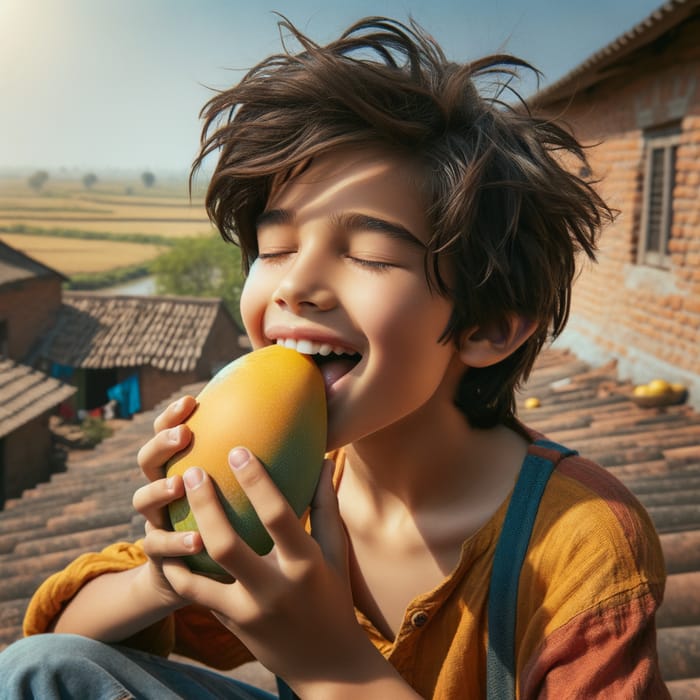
[{"xmin": 0, "ymin": 16, "xmax": 669, "ymax": 699}]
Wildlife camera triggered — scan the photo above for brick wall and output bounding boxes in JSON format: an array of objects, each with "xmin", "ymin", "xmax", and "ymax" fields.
[
  {"xmin": 2, "ymin": 414, "xmax": 53, "ymax": 503},
  {"xmin": 0, "ymin": 276, "xmax": 63, "ymax": 361},
  {"xmin": 197, "ymin": 306, "xmax": 246, "ymax": 377},
  {"xmin": 139, "ymin": 366, "xmax": 200, "ymax": 411},
  {"xmin": 544, "ymin": 22, "xmax": 700, "ymax": 406},
  {"xmin": 137, "ymin": 310, "xmax": 243, "ymax": 411}
]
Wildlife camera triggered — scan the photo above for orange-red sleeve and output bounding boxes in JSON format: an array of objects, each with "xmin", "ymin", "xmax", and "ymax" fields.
[{"xmin": 517, "ymin": 457, "xmax": 669, "ymax": 698}]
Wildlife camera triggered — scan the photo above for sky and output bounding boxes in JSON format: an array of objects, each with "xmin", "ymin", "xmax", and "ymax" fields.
[{"xmin": 0, "ymin": 0, "xmax": 665, "ymax": 176}]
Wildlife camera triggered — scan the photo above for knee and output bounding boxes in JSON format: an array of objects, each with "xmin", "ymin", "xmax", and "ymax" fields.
[{"xmin": 0, "ymin": 634, "xmax": 105, "ymax": 685}]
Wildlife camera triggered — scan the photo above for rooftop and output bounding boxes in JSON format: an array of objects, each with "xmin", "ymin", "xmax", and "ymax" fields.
[
  {"xmin": 532, "ymin": 0, "xmax": 700, "ymax": 105},
  {"xmin": 0, "ymin": 358, "xmax": 76, "ymax": 439},
  {"xmin": 0, "ymin": 239, "xmax": 66, "ymax": 288},
  {"xmin": 0, "ymin": 348, "xmax": 698, "ymax": 695},
  {"xmin": 37, "ymin": 292, "xmax": 239, "ymax": 372}
]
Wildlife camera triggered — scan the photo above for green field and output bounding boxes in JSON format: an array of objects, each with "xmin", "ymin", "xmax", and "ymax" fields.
[{"xmin": 0, "ymin": 174, "xmax": 216, "ymax": 282}]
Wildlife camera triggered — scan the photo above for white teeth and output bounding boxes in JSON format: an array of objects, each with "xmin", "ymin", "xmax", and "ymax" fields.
[{"xmin": 274, "ymin": 338, "xmax": 352, "ymax": 356}]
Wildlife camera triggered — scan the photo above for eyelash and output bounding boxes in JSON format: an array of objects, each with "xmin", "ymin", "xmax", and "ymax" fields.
[
  {"xmin": 257, "ymin": 252, "xmax": 395, "ymax": 271},
  {"xmin": 346, "ymin": 256, "xmax": 393, "ymax": 271},
  {"xmin": 257, "ymin": 251, "xmax": 291, "ymax": 264}
]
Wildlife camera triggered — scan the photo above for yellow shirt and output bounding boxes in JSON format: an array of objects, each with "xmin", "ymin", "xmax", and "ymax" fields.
[{"xmin": 23, "ymin": 437, "xmax": 669, "ymax": 698}]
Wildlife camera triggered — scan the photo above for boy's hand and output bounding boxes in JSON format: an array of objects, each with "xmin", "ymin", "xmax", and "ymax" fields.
[
  {"xmin": 161, "ymin": 449, "xmax": 385, "ymax": 693},
  {"xmin": 137, "ymin": 395, "xmax": 197, "ymax": 485},
  {"xmin": 131, "ymin": 396, "xmax": 203, "ymax": 606}
]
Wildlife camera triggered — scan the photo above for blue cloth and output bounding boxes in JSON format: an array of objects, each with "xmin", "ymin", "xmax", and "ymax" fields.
[
  {"xmin": 0, "ymin": 634, "xmax": 277, "ymax": 700},
  {"xmin": 107, "ymin": 373, "xmax": 142, "ymax": 418},
  {"xmin": 50, "ymin": 363, "xmax": 74, "ymax": 380},
  {"xmin": 486, "ymin": 439, "xmax": 577, "ymax": 699}
]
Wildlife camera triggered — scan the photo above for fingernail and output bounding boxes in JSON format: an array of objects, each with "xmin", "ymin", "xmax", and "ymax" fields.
[
  {"xmin": 166, "ymin": 476, "xmax": 176, "ymax": 491},
  {"xmin": 183, "ymin": 532, "xmax": 195, "ymax": 549},
  {"xmin": 183, "ymin": 467, "xmax": 204, "ymax": 489},
  {"xmin": 229, "ymin": 447, "xmax": 250, "ymax": 470},
  {"xmin": 168, "ymin": 426, "xmax": 181, "ymax": 443},
  {"xmin": 173, "ymin": 398, "xmax": 185, "ymax": 412}
]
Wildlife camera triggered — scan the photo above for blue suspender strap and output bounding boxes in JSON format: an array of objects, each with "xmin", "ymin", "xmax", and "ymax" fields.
[
  {"xmin": 486, "ymin": 439, "xmax": 578, "ymax": 699},
  {"xmin": 276, "ymin": 677, "xmax": 298, "ymax": 699}
]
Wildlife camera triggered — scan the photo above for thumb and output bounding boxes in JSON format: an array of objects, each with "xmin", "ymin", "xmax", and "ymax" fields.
[{"xmin": 309, "ymin": 459, "xmax": 348, "ymax": 579}]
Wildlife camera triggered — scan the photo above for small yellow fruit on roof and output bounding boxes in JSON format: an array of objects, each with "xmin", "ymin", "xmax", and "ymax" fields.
[
  {"xmin": 633, "ymin": 385, "xmax": 651, "ymax": 397},
  {"xmin": 647, "ymin": 379, "xmax": 672, "ymax": 396},
  {"xmin": 524, "ymin": 397, "xmax": 541, "ymax": 409}
]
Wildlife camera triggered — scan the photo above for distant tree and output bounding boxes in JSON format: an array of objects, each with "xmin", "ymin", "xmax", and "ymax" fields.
[
  {"xmin": 27, "ymin": 170, "xmax": 49, "ymax": 192},
  {"xmin": 141, "ymin": 171, "xmax": 156, "ymax": 188},
  {"xmin": 82, "ymin": 172, "xmax": 98, "ymax": 189},
  {"xmin": 151, "ymin": 235, "xmax": 244, "ymax": 324}
]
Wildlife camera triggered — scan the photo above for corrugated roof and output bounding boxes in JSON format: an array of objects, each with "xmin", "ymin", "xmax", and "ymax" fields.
[
  {"xmin": 0, "ymin": 358, "xmax": 76, "ymax": 439},
  {"xmin": 0, "ymin": 348, "xmax": 698, "ymax": 692},
  {"xmin": 38, "ymin": 292, "xmax": 233, "ymax": 373},
  {"xmin": 0, "ymin": 239, "xmax": 66, "ymax": 287},
  {"xmin": 532, "ymin": 0, "xmax": 700, "ymax": 105}
]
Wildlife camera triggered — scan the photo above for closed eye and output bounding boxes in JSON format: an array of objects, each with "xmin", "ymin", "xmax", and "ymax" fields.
[
  {"xmin": 345, "ymin": 255, "xmax": 396, "ymax": 271},
  {"xmin": 258, "ymin": 251, "xmax": 295, "ymax": 263}
]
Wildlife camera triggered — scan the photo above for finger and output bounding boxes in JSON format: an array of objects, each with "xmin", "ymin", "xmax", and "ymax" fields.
[
  {"xmin": 309, "ymin": 459, "xmax": 348, "ymax": 578},
  {"xmin": 181, "ymin": 466, "xmax": 263, "ymax": 583},
  {"xmin": 162, "ymin": 556, "xmax": 245, "ymax": 618},
  {"xmin": 132, "ymin": 476, "xmax": 185, "ymax": 529},
  {"xmin": 142, "ymin": 527, "xmax": 202, "ymax": 559},
  {"xmin": 152, "ymin": 395, "xmax": 197, "ymax": 434},
  {"xmin": 137, "ymin": 424, "xmax": 192, "ymax": 482},
  {"xmin": 227, "ymin": 448, "xmax": 310, "ymax": 558}
]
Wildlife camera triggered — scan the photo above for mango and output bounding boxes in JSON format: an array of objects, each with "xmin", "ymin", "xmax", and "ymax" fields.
[
  {"xmin": 167, "ymin": 345, "xmax": 327, "ymax": 579},
  {"xmin": 647, "ymin": 378, "xmax": 672, "ymax": 396}
]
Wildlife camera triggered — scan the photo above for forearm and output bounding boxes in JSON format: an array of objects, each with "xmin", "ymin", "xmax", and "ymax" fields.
[{"xmin": 51, "ymin": 564, "xmax": 184, "ymax": 643}]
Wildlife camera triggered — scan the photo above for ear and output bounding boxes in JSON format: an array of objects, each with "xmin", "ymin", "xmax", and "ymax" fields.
[{"xmin": 458, "ymin": 315, "xmax": 538, "ymax": 368}]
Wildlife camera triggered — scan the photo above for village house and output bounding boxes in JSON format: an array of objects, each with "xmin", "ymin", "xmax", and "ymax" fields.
[
  {"xmin": 34, "ymin": 291, "xmax": 247, "ymax": 416},
  {"xmin": 0, "ymin": 238, "xmax": 247, "ymax": 505},
  {"xmin": 0, "ymin": 240, "xmax": 75, "ymax": 507},
  {"xmin": 532, "ymin": 0, "xmax": 700, "ymax": 407}
]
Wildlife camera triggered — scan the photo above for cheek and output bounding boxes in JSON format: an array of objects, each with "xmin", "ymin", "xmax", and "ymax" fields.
[
  {"xmin": 239, "ymin": 261, "xmax": 269, "ymax": 345},
  {"xmin": 362, "ymin": 279, "xmax": 452, "ymax": 350}
]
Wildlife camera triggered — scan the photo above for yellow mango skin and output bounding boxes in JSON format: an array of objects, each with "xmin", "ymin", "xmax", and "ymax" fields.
[{"xmin": 167, "ymin": 345, "xmax": 327, "ymax": 579}]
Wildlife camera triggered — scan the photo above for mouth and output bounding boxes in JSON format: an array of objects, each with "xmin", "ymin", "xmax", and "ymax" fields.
[{"xmin": 273, "ymin": 337, "xmax": 362, "ymax": 393}]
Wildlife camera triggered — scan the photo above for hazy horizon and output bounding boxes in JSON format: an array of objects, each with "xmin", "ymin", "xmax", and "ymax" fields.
[{"xmin": 1, "ymin": 0, "xmax": 664, "ymax": 176}]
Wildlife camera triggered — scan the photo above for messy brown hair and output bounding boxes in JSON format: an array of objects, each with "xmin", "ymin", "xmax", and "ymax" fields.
[{"xmin": 191, "ymin": 16, "xmax": 612, "ymax": 429}]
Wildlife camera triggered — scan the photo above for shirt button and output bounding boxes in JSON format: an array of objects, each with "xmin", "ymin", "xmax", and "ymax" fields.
[{"xmin": 411, "ymin": 611, "xmax": 429, "ymax": 628}]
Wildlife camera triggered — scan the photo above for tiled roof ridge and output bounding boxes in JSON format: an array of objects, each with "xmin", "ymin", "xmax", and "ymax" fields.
[
  {"xmin": 37, "ymin": 294, "xmax": 236, "ymax": 372},
  {"xmin": 64, "ymin": 290, "xmax": 227, "ymax": 306},
  {"xmin": 0, "ymin": 357, "xmax": 76, "ymax": 439},
  {"xmin": 532, "ymin": 0, "xmax": 700, "ymax": 105}
]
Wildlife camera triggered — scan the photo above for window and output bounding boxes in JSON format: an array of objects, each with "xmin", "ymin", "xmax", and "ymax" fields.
[{"xmin": 638, "ymin": 126, "xmax": 680, "ymax": 268}]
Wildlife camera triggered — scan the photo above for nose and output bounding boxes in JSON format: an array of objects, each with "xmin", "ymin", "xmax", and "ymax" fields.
[{"xmin": 272, "ymin": 253, "xmax": 337, "ymax": 313}]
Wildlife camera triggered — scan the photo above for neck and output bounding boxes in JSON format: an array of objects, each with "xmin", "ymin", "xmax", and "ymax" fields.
[
  {"xmin": 344, "ymin": 399, "xmax": 474, "ymax": 511},
  {"xmin": 341, "ymin": 402, "xmax": 530, "ymax": 526}
]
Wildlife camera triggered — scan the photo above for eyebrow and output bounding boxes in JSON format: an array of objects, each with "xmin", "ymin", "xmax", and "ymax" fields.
[
  {"xmin": 256, "ymin": 209, "xmax": 294, "ymax": 229},
  {"xmin": 256, "ymin": 209, "xmax": 426, "ymax": 250}
]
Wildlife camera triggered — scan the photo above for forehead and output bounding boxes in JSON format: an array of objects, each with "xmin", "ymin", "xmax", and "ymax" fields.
[{"xmin": 265, "ymin": 147, "xmax": 431, "ymax": 242}]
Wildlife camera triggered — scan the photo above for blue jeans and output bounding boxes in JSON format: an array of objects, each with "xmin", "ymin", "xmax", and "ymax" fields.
[{"xmin": 0, "ymin": 634, "xmax": 278, "ymax": 699}]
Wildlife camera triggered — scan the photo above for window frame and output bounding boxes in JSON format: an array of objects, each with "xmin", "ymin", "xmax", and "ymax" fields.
[{"xmin": 638, "ymin": 126, "xmax": 681, "ymax": 269}]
